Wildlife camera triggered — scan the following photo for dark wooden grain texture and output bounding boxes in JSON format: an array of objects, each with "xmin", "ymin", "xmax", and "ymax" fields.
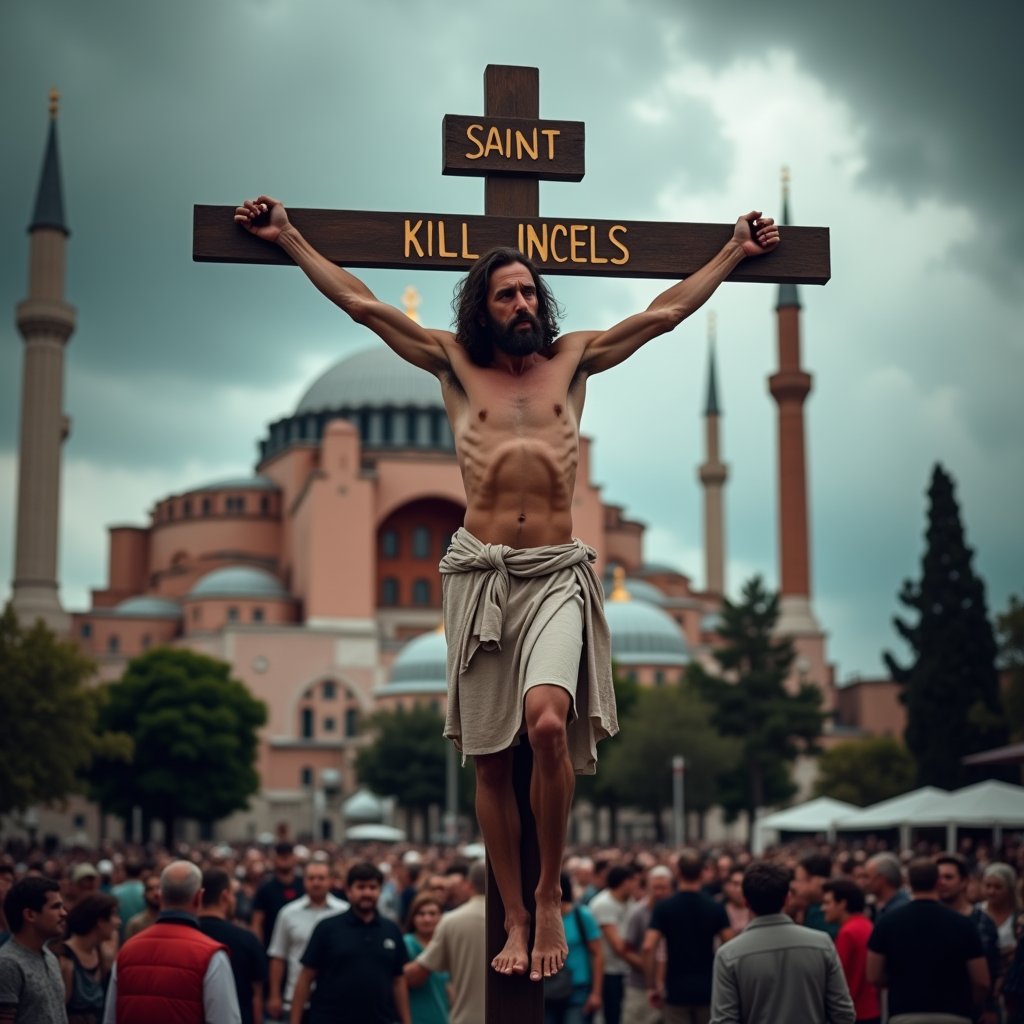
[
  {"xmin": 481, "ymin": 62, "xmax": 546, "ymax": 1024},
  {"xmin": 193, "ymin": 206, "xmax": 830, "ymax": 284},
  {"xmin": 442, "ymin": 114, "xmax": 585, "ymax": 180}
]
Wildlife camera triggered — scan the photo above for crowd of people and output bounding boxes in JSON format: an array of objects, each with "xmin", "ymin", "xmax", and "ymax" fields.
[{"xmin": 3, "ymin": 834, "xmax": 1024, "ymax": 1023}]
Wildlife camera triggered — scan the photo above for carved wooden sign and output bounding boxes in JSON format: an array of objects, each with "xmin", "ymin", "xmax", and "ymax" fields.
[
  {"xmin": 193, "ymin": 65, "xmax": 830, "ymax": 286},
  {"xmin": 442, "ymin": 114, "xmax": 585, "ymax": 180}
]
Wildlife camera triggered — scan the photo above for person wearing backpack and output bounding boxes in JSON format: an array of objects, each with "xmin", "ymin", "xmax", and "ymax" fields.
[{"xmin": 545, "ymin": 872, "xmax": 604, "ymax": 1024}]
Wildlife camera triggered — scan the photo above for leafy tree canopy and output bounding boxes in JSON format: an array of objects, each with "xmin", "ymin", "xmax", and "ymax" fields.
[
  {"xmin": 998, "ymin": 595, "xmax": 1024, "ymax": 740},
  {"xmin": 0, "ymin": 605, "xmax": 129, "ymax": 817},
  {"xmin": 813, "ymin": 736, "xmax": 917, "ymax": 806},
  {"xmin": 355, "ymin": 704, "xmax": 474, "ymax": 817},
  {"xmin": 597, "ymin": 682, "xmax": 740, "ymax": 840},
  {"xmin": 89, "ymin": 647, "xmax": 266, "ymax": 839},
  {"xmin": 690, "ymin": 575, "xmax": 824, "ymax": 831}
]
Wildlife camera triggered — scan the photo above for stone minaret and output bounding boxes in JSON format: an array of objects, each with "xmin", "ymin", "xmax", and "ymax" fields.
[
  {"xmin": 769, "ymin": 168, "xmax": 819, "ymax": 635},
  {"xmin": 698, "ymin": 313, "xmax": 728, "ymax": 597},
  {"xmin": 11, "ymin": 90, "xmax": 75, "ymax": 634}
]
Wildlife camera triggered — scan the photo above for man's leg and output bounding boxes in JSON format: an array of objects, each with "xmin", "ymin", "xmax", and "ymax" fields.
[
  {"xmin": 524, "ymin": 684, "xmax": 574, "ymax": 981},
  {"xmin": 475, "ymin": 747, "xmax": 530, "ymax": 975}
]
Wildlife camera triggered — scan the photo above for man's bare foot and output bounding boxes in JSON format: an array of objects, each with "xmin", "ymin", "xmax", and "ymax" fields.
[
  {"xmin": 492, "ymin": 918, "xmax": 530, "ymax": 976},
  {"xmin": 530, "ymin": 901, "xmax": 568, "ymax": 982}
]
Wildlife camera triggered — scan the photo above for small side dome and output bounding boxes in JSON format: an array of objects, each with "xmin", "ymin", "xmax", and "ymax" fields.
[
  {"xmin": 605, "ymin": 599, "xmax": 690, "ymax": 665},
  {"xmin": 189, "ymin": 566, "xmax": 288, "ymax": 600},
  {"xmin": 114, "ymin": 596, "xmax": 182, "ymax": 619},
  {"xmin": 383, "ymin": 629, "xmax": 447, "ymax": 696},
  {"xmin": 191, "ymin": 474, "xmax": 279, "ymax": 492},
  {"xmin": 602, "ymin": 574, "xmax": 669, "ymax": 606},
  {"xmin": 343, "ymin": 788, "xmax": 386, "ymax": 823}
]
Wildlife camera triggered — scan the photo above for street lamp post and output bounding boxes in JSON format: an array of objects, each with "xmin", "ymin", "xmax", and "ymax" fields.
[{"xmin": 672, "ymin": 755, "xmax": 686, "ymax": 846}]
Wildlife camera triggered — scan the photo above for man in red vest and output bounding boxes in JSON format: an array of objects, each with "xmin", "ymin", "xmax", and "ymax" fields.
[{"xmin": 101, "ymin": 860, "xmax": 241, "ymax": 1024}]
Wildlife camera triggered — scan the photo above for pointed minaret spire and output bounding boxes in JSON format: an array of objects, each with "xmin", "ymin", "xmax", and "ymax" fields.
[
  {"xmin": 698, "ymin": 311, "xmax": 728, "ymax": 597},
  {"xmin": 29, "ymin": 89, "xmax": 70, "ymax": 236},
  {"xmin": 776, "ymin": 167, "xmax": 800, "ymax": 312},
  {"xmin": 768, "ymin": 165, "xmax": 819, "ymax": 635},
  {"xmin": 11, "ymin": 92, "xmax": 76, "ymax": 633},
  {"xmin": 704, "ymin": 312, "xmax": 721, "ymax": 417}
]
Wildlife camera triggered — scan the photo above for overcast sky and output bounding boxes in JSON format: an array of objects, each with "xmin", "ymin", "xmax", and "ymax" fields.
[{"xmin": 2, "ymin": 0, "xmax": 1021, "ymax": 681}]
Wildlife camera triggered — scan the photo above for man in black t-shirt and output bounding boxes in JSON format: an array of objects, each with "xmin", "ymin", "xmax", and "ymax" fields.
[
  {"xmin": 867, "ymin": 857, "xmax": 989, "ymax": 1023},
  {"xmin": 199, "ymin": 868, "xmax": 269, "ymax": 1024},
  {"xmin": 643, "ymin": 849, "xmax": 732, "ymax": 1023},
  {"xmin": 291, "ymin": 861, "xmax": 409, "ymax": 1024},
  {"xmin": 252, "ymin": 842, "xmax": 304, "ymax": 949}
]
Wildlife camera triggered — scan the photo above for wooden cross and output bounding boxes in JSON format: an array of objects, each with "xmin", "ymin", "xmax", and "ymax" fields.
[{"xmin": 193, "ymin": 63, "xmax": 830, "ymax": 1023}]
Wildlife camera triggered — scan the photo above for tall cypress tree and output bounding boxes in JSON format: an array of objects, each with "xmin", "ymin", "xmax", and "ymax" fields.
[{"xmin": 884, "ymin": 463, "xmax": 1008, "ymax": 787}]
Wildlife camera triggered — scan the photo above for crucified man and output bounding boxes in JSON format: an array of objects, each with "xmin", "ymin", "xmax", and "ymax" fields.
[{"xmin": 234, "ymin": 197, "xmax": 779, "ymax": 983}]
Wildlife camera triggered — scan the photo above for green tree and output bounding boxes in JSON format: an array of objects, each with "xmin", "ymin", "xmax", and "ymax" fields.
[
  {"xmin": 690, "ymin": 576, "xmax": 824, "ymax": 836},
  {"xmin": 574, "ymin": 666, "xmax": 639, "ymax": 840},
  {"xmin": 598, "ymin": 682, "xmax": 740, "ymax": 842},
  {"xmin": 0, "ymin": 605, "xmax": 129, "ymax": 816},
  {"xmin": 884, "ymin": 464, "xmax": 1009, "ymax": 787},
  {"xmin": 89, "ymin": 648, "xmax": 267, "ymax": 842},
  {"xmin": 355, "ymin": 705, "xmax": 474, "ymax": 836},
  {"xmin": 997, "ymin": 595, "xmax": 1024, "ymax": 739},
  {"xmin": 813, "ymin": 737, "xmax": 917, "ymax": 806}
]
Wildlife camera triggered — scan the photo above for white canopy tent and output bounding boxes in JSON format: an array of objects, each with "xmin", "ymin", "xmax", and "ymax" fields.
[
  {"xmin": 903, "ymin": 780, "xmax": 1024, "ymax": 849},
  {"xmin": 833, "ymin": 786, "xmax": 950, "ymax": 850},
  {"xmin": 753, "ymin": 797, "xmax": 858, "ymax": 854}
]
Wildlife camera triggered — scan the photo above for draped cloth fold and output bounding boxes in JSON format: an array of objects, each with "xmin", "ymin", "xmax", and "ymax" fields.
[{"xmin": 439, "ymin": 527, "xmax": 618, "ymax": 775}]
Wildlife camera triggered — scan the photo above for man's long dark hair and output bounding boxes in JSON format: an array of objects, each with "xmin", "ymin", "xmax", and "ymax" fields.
[{"xmin": 451, "ymin": 247, "xmax": 563, "ymax": 366}]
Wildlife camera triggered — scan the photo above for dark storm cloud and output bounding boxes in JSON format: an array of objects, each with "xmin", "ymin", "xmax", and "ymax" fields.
[{"xmin": 664, "ymin": 0, "xmax": 1023, "ymax": 293}]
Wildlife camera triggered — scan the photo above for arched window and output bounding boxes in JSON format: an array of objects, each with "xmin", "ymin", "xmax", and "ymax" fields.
[
  {"xmin": 381, "ymin": 578, "xmax": 399, "ymax": 606},
  {"xmin": 300, "ymin": 766, "xmax": 313, "ymax": 787},
  {"xmin": 412, "ymin": 579, "xmax": 432, "ymax": 606},
  {"xmin": 301, "ymin": 708, "xmax": 314, "ymax": 739},
  {"xmin": 412, "ymin": 526, "xmax": 431, "ymax": 558},
  {"xmin": 381, "ymin": 530, "xmax": 399, "ymax": 558},
  {"xmin": 345, "ymin": 708, "xmax": 359, "ymax": 737}
]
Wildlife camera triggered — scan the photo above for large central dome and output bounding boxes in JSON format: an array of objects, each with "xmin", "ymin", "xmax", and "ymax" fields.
[
  {"xmin": 296, "ymin": 346, "xmax": 442, "ymax": 414},
  {"xmin": 259, "ymin": 346, "xmax": 454, "ymax": 463}
]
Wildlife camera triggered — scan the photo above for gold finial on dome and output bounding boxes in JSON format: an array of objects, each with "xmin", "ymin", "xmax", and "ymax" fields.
[
  {"xmin": 401, "ymin": 286, "xmax": 421, "ymax": 323},
  {"xmin": 609, "ymin": 566, "xmax": 632, "ymax": 602},
  {"xmin": 434, "ymin": 620, "xmax": 445, "ymax": 635},
  {"xmin": 49, "ymin": 88, "xmax": 60, "ymax": 120},
  {"xmin": 781, "ymin": 165, "xmax": 791, "ymax": 201}
]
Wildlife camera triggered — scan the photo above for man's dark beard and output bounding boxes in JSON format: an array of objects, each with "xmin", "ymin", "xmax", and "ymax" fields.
[{"xmin": 489, "ymin": 311, "xmax": 546, "ymax": 357}]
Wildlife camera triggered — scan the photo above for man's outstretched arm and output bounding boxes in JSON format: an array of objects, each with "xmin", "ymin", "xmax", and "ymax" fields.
[
  {"xmin": 576, "ymin": 211, "xmax": 779, "ymax": 375},
  {"xmin": 234, "ymin": 196, "xmax": 452, "ymax": 375}
]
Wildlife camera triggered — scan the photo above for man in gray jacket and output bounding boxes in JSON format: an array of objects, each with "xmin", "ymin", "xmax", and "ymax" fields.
[{"xmin": 710, "ymin": 861, "xmax": 855, "ymax": 1024}]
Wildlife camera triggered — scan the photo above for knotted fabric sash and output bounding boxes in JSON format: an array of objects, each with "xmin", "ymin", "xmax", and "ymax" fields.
[{"xmin": 439, "ymin": 527, "xmax": 617, "ymax": 775}]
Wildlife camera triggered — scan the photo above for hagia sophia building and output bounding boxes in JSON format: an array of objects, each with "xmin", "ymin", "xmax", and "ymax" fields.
[{"xmin": 7, "ymin": 97, "xmax": 903, "ymax": 843}]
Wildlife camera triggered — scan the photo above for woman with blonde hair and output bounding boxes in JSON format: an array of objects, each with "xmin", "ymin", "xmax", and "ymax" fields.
[{"xmin": 981, "ymin": 861, "xmax": 1020, "ymax": 979}]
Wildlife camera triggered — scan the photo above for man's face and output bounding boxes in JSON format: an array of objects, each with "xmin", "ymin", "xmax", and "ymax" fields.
[
  {"xmin": 648, "ymin": 874, "xmax": 673, "ymax": 905},
  {"xmin": 28, "ymin": 891, "xmax": 67, "ymax": 939},
  {"xmin": 724, "ymin": 871, "xmax": 745, "ymax": 908},
  {"xmin": 275, "ymin": 852, "xmax": 295, "ymax": 878},
  {"xmin": 348, "ymin": 879, "xmax": 381, "ymax": 914},
  {"xmin": 76, "ymin": 875, "xmax": 99, "ymax": 897},
  {"xmin": 791, "ymin": 866, "xmax": 823, "ymax": 908},
  {"xmin": 863, "ymin": 863, "xmax": 884, "ymax": 897},
  {"xmin": 936, "ymin": 863, "xmax": 966, "ymax": 904},
  {"xmin": 304, "ymin": 865, "xmax": 331, "ymax": 903},
  {"xmin": 143, "ymin": 876, "xmax": 161, "ymax": 911},
  {"xmin": 821, "ymin": 891, "xmax": 844, "ymax": 925},
  {"xmin": 485, "ymin": 263, "xmax": 545, "ymax": 357}
]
